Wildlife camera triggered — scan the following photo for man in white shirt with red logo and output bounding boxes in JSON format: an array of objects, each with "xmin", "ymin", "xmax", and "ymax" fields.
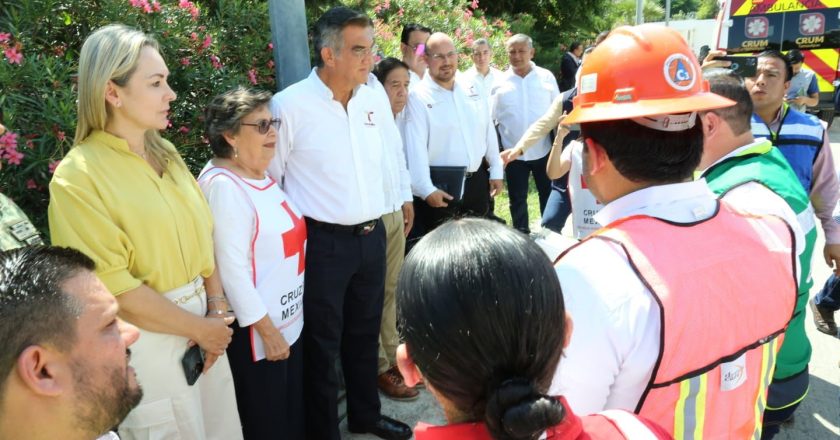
[
  {"xmin": 491, "ymin": 34, "xmax": 559, "ymax": 234},
  {"xmin": 402, "ymin": 32, "xmax": 503, "ymax": 233},
  {"xmin": 268, "ymin": 7, "xmax": 411, "ymax": 440}
]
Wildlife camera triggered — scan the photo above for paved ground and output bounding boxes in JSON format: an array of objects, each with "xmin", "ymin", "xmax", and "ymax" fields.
[{"xmin": 340, "ymin": 121, "xmax": 840, "ymax": 439}]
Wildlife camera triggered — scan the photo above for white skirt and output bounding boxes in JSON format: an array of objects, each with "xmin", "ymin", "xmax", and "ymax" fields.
[{"xmin": 118, "ymin": 278, "xmax": 243, "ymax": 440}]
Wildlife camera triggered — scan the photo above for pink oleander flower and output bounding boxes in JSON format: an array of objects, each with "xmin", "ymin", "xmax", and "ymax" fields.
[
  {"xmin": 471, "ymin": 0, "xmax": 479, "ymax": 9},
  {"xmin": 247, "ymin": 69, "xmax": 257, "ymax": 85},
  {"xmin": 178, "ymin": 0, "xmax": 191, "ymax": 8},
  {"xmin": 267, "ymin": 42, "xmax": 274, "ymax": 50},
  {"xmin": 0, "ymin": 132, "xmax": 18, "ymax": 149},
  {"xmin": 142, "ymin": 1, "xmax": 152, "ymax": 13},
  {"xmin": 0, "ymin": 33, "xmax": 10, "ymax": 43},
  {"xmin": 152, "ymin": 1, "xmax": 161, "ymax": 12},
  {"xmin": 129, "ymin": 0, "xmax": 143, "ymax": 7},
  {"xmin": 373, "ymin": 4, "xmax": 381, "ymax": 13},
  {"xmin": 56, "ymin": 131, "xmax": 66, "ymax": 142},
  {"xmin": 25, "ymin": 140, "xmax": 34, "ymax": 149},
  {"xmin": 190, "ymin": 32, "xmax": 198, "ymax": 41},
  {"xmin": 26, "ymin": 179, "xmax": 37, "ymax": 189},
  {"xmin": 202, "ymin": 35, "xmax": 212, "ymax": 50},
  {"xmin": 4, "ymin": 148, "xmax": 24, "ymax": 166},
  {"xmin": 209, "ymin": 55, "xmax": 222, "ymax": 69},
  {"xmin": 267, "ymin": 59, "xmax": 275, "ymax": 69},
  {"xmin": 48, "ymin": 160, "xmax": 61, "ymax": 174},
  {"xmin": 398, "ymin": 8, "xmax": 404, "ymax": 17},
  {"xmin": 180, "ymin": 57, "xmax": 191, "ymax": 66},
  {"xmin": 4, "ymin": 47, "xmax": 22, "ymax": 65},
  {"xmin": 178, "ymin": 126, "xmax": 190, "ymax": 134},
  {"xmin": 189, "ymin": 5, "xmax": 199, "ymax": 19}
]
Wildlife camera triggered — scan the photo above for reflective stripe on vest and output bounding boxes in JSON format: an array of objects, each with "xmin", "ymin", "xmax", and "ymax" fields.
[
  {"xmin": 569, "ymin": 201, "xmax": 797, "ymax": 439},
  {"xmin": 751, "ymin": 107, "xmax": 824, "ymax": 191},
  {"xmin": 752, "ymin": 337, "xmax": 780, "ymax": 440}
]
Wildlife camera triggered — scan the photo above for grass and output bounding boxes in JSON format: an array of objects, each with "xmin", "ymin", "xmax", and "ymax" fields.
[{"xmin": 492, "ymin": 178, "xmax": 543, "ymax": 229}]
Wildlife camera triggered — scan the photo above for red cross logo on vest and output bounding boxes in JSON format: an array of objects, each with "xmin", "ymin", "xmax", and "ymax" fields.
[{"xmin": 280, "ymin": 201, "xmax": 306, "ymax": 275}]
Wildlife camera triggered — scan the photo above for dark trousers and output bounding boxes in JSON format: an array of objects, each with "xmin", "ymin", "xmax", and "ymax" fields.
[
  {"xmin": 505, "ymin": 154, "xmax": 552, "ymax": 233},
  {"xmin": 815, "ymin": 273, "xmax": 840, "ymax": 311},
  {"xmin": 228, "ymin": 324, "xmax": 304, "ymax": 440},
  {"xmin": 302, "ymin": 224, "xmax": 386, "ymax": 439},
  {"xmin": 761, "ymin": 368, "xmax": 809, "ymax": 439},
  {"xmin": 417, "ymin": 165, "xmax": 490, "ymax": 232},
  {"xmin": 540, "ymin": 176, "xmax": 571, "ymax": 233}
]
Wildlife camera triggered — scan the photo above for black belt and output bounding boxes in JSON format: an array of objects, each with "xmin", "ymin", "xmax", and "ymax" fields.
[
  {"xmin": 304, "ymin": 217, "xmax": 379, "ymax": 236},
  {"xmin": 465, "ymin": 170, "xmax": 476, "ymax": 178}
]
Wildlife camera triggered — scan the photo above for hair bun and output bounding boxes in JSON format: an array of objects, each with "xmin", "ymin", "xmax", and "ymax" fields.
[{"xmin": 484, "ymin": 378, "xmax": 565, "ymax": 440}]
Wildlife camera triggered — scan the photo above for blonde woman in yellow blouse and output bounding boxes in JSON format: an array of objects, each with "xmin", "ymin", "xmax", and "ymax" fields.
[{"xmin": 48, "ymin": 24, "xmax": 242, "ymax": 440}]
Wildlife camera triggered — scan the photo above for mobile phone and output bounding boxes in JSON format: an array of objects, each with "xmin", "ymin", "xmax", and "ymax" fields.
[
  {"xmin": 182, "ymin": 345, "xmax": 205, "ymax": 386},
  {"xmin": 716, "ymin": 56, "xmax": 758, "ymax": 78}
]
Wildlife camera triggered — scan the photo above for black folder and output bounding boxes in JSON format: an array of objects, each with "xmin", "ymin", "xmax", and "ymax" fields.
[{"xmin": 429, "ymin": 166, "xmax": 467, "ymax": 202}]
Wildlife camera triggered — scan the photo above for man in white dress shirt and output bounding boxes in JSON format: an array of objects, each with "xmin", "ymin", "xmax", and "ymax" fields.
[
  {"xmin": 399, "ymin": 23, "xmax": 431, "ymax": 89},
  {"xmin": 268, "ymin": 7, "xmax": 411, "ymax": 440},
  {"xmin": 459, "ymin": 38, "xmax": 501, "ymax": 108},
  {"xmin": 550, "ymin": 25, "xmax": 796, "ymax": 438},
  {"xmin": 491, "ymin": 34, "xmax": 559, "ymax": 233},
  {"xmin": 402, "ymin": 32, "xmax": 504, "ymax": 232}
]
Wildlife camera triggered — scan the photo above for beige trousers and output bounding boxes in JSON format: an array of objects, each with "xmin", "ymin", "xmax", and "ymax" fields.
[
  {"xmin": 118, "ymin": 278, "xmax": 243, "ymax": 440},
  {"xmin": 378, "ymin": 210, "xmax": 405, "ymax": 374}
]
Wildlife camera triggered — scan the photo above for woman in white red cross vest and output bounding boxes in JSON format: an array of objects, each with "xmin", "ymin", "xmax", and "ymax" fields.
[{"xmin": 198, "ymin": 87, "xmax": 306, "ymax": 439}]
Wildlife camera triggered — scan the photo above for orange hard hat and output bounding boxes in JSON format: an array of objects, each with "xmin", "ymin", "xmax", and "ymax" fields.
[{"xmin": 564, "ymin": 24, "xmax": 734, "ymax": 125}]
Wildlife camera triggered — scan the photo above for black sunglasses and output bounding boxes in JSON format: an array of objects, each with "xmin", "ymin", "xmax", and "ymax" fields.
[{"xmin": 241, "ymin": 118, "xmax": 281, "ymax": 134}]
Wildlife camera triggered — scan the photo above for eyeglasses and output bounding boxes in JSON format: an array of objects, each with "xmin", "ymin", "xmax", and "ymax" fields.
[
  {"xmin": 428, "ymin": 51, "xmax": 458, "ymax": 61},
  {"xmin": 241, "ymin": 118, "xmax": 281, "ymax": 134},
  {"xmin": 350, "ymin": 44, "xmax": 379, "ymax": 59}
]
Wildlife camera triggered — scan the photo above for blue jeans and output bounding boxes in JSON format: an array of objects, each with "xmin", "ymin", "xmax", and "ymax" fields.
[
  {"xmin": 815, "ymin": 274, "xmax": 840, "ymax": 311},
  {"xmin": 505, "ymin": 154, "xmax": 551, "ymax": 233},
  {"xmin": 540, "ymin": 176, "xmax": 571, "ymax": 233}
]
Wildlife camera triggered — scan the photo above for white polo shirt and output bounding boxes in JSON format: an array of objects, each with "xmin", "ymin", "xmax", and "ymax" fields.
[
  {"xmin": 491, "ymin": 62, "xmax": 560, "ymax": 161},
  {"xmin": 268, "ymin": 68, "xmax": 393, "ymax": 225},
  {"xmin": 403, "ymin": 73, "xmax": 503, "ymax": 199},
  {"xmin": 458, "ymin": 65, "xmax": 502, "ymax": 109}
]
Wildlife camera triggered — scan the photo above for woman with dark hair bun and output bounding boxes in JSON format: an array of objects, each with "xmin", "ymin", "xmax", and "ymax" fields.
[{"xmin": 395, "ymin": 219, "xmax": 672, "ymax": 439}]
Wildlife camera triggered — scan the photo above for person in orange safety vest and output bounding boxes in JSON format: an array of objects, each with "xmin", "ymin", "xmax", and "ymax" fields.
[{"xmin": 548, "ymin": 24, "xmax": 798, "ymax": 439}]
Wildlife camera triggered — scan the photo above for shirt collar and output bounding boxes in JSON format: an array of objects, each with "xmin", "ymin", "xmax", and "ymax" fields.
[
  {"xmin": 697, "ymin": 138, "xmax": 772, "ymax": 176},
  {"xmin": 423, "ymin": 72, "xmax": 455, "ymax": 93},
  {"xmin": 308, "ymin": 67, "xmax": 363, "ymax": 101},
  {"xmin": 413, "ymin": 396, "xmax": 583, "ymax": 440},
  {"xmin": 506, "ymin": 61, "xmax": 537, "ymax": 77},
  {"xmin": 594, "ymin": 180, "xmax": 715, "ymax": 226},
  {"xmin": 88, "ymin": 130, "xmax": 132, "ymax": 154}
]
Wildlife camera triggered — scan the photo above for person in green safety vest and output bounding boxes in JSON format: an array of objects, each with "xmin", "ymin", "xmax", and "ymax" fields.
[{"xmin": 696, "ymin": 69, "xmax": 814, "ymax": 440}]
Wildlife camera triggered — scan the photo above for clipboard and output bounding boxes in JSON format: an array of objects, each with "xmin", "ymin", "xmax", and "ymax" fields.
[{"xmin": 429, "ymin": 166, "xmax": 467, "ymax": 202}]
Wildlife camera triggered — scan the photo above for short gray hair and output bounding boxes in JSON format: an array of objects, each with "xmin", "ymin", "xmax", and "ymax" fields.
[
  {"xmin": 505, "ymin": 34, "xmax": 533, "ymax": 49},
  {"xmin": 313, "ymin": 6, "xmax": 373, "ymax": 67},
  {"xmin": 204, "ymin": 86, "xmax": 273, "ymax": 158},
  {"xmin": 472, "ymin": 38, "xmax": 490, "ymax": 50}
]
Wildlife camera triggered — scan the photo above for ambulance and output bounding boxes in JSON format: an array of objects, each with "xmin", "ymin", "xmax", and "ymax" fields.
[{"xmin": 715, "ymin": 0, "xmax": 839, "ymax": 125}]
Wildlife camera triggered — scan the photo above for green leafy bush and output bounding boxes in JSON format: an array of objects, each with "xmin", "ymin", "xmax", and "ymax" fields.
[{"xmin": 0, "ymin": 0, "xmax": 275, "ymax": 236}]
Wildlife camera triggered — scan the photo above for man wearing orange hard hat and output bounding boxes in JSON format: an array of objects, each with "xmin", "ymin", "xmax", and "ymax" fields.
[{"xmin": 548, "ymin": 24, "xmax": 798, "ymax": 439}]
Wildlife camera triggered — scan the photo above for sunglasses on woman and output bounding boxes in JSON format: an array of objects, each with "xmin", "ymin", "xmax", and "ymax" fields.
[{"xmin": 241, "ymin": 118, "xmax": 281, "ymax": 134}]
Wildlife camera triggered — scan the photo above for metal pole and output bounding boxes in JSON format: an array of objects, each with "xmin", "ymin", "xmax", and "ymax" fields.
[
  {"xmin": 635, "ymin": 0, "xmax": 644, "ymax": 25},
  {"xmin": 268, "ymin": 0, "xmax": 311, "ymax": 91},
  {"xmin": 665, "ymin": 0, "xmax": 671, "ymax": 26}
]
